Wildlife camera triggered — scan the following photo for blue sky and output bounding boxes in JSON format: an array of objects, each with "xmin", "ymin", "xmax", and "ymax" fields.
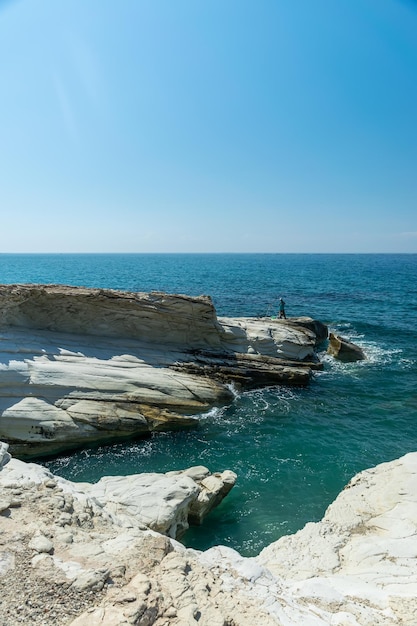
[{"xmin": 1, "ymin": 0, "xmax": 416, "ymax": 253}]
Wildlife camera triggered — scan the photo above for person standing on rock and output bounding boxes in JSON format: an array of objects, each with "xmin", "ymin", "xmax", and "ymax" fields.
[{"xmin": 278, "ymin": 297, "xmax": 286, "ymax": 319}]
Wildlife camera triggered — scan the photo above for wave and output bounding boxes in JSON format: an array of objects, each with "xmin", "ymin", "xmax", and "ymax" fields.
[{"xmin": 319, "ymin": 323, "xmax": 412, "ymax": 371}]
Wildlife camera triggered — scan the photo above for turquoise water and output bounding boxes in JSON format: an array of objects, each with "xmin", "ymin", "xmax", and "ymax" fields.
[{"xmin": 1, "ymin": 253, "xmax": 416, "ymax": 555}]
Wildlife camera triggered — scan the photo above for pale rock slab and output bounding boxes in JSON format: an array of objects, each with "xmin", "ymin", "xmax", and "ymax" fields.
[
  {"xmin": 0, "ymin": 285, "xmax": 327, "ymax": 457},
  {"xmin": 218, "ymin": 315, "xmax": 322, "ymax": 360},
  {"xmin": 0, "ymin": 451, "xmax": 236, "ymax": 541}
]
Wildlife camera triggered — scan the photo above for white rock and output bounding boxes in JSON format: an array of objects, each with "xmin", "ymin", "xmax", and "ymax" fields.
[
  {"xmin": 256, "ymin": 452, "xmax": 417, "ymax": 624},
  {"xmin": 3, "ymin": 440, "xmax": 417, "ymax": 625},
  {"xmin": 0, "ymin": 551, "xmax": 15, "ymax": 576},
  {"xmin": 29, "ymin": 534, "xmax": 54, "ymax": 554},
  {"xmin": 0, "ymin": 285, "xmax": 324, "ymax": 457},
  {"xmin": 0, "ymin": 441, "xmax": 11, "ymax": 468}
]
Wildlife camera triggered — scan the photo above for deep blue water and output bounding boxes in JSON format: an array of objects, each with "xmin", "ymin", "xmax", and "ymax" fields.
[{"xmin": 1, "ymin": 253, "xmax": 416, "ymax": 556}]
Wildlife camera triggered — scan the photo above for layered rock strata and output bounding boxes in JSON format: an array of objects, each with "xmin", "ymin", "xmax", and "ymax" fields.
[
  {"xmin": 0, "ymin": 284, "xmax": 327, "ymax": 457},
  {"xmin": 1, "ymin": 443, "xmax": 417, "ymax": 625}
]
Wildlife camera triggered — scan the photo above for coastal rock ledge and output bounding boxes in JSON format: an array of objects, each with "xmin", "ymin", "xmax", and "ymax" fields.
[
  {"xmin": 0, "ymin": 284, "xmax": 327, "ymax": 457},
  {"xmin": 1, "ymin": 442, "xmax": 417, "ymax": 625}
]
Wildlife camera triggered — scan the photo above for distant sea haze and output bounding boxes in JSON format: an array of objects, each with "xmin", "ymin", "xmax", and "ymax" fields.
[{"xmin": 2, "ymin": 253, "xmax": 417, "ymax": 555}]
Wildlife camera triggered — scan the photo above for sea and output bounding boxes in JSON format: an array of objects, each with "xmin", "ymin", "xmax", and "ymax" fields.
[{"xmin": 1, "ymin": 253, "xmax": 416, "ymax": 556}]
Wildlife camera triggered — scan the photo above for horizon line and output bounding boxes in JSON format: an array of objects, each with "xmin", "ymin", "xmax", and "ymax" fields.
[{"xmin": 0, "ymin": 251, "xmax": 416, "ymax": 256}]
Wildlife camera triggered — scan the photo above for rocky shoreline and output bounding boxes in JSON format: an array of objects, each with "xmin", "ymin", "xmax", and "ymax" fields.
[
  {"xmin": 1, "ymin": 442, "xmax": 417, "ymax": 625},
  {"xmin": 0, "ymin": 284, "xmax": 327, "ymax": 458},
  {"xmin": 2, "ymin": 284, "xmax": 412, "ymax": 625}
]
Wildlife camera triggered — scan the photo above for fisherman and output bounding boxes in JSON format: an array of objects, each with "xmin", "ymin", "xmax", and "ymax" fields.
[{"xmin": 278, "ymin": 297, "xmax": 286, "ymax": 319}]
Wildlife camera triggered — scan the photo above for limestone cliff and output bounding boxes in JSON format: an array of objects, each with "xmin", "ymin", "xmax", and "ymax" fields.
[
  {"xmin": 0, "ymin": 284, "xmax": 327, "ymax": 457},
  {"xmin": 0, "ymin": 284, "xmax": 222, "ymax": 347}
]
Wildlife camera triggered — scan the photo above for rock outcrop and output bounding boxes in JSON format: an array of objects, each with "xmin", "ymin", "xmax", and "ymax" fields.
[
  {"xmin": 0, "ymin": 449, "xmax": 236, "ymax": 541},
  {"xmin": 327, "ymin": 332, "xmax": 366, "ymax": 362},
  {"xmin": 257, "ymin": 452, "xmax": 417, "ymax": 624},
  {"xmin": 0, "ymin": 284, "xmax": 327, "ymax": 457},
  {"xmin": 1, "ymin": 442, "xmax": 417, "ymax": 625},
  {"xmin": 81, "ymin": 465, "xmax": 237, "ymax": 539}
]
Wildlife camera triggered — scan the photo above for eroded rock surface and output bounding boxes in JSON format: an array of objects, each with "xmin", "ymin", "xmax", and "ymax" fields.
[
  {"xmin": 0, "ymin": 284, "xmax": 327, "ymax": 457},
  {"xmin": 257, "ymin": 452, "xmax": 417, "ymax": 624},
  {"xmin": 327, "ymin": 332, "xmax": 366, "ymax": 362},
  {"xmin": 1, "ymin": 443, "xmax": 417, "ymax": 625}
]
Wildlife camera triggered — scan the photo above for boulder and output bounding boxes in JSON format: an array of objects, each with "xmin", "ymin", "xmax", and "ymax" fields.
[
  {"xmin": 171, "ymin": 467, "xmax": 237, "ymax": 526},
  {"xmin": 0, "ymin": 452, "xmax": 236, "ymax": 541},
  {"xmin": 83, "ymin": 466, "xmax": 237, "ymax": 539},
  {"xmin": 327, "ymin": 332, "xmax": 366, "ymax": 362}
]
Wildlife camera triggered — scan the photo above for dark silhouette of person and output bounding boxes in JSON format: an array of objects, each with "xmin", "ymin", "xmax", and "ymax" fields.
[{"xmin": 278, "ymin": 297, "xmax": 286, "ymax": 319}]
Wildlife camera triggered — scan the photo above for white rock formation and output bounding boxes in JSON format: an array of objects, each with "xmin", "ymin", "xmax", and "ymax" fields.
[
  {"xmin": 257, "ymin": 452, "xmax": 417, "ymax": 624},
  {"xmin": 1, "ymin": 443, "xmax": 417, "ymax": 625},
  {"xmin": 82, "ymin": 466, "xmax": 236, "ymax": 539},
  {"xmin": 217, "ymin": 315, "xmax": 325, "ymax": 361},
  {"xmin": 0, "ymin": 285, "xmax": 326, "ymax": 457},
  {"xmin": 0, "ymin": 450, "xmax": 236, "ymax": 541}
]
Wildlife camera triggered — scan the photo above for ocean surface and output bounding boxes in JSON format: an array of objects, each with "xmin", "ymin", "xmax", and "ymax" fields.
[{"xmin": 1, "ymin": 253, "xmax": 416, "ymax": 556}]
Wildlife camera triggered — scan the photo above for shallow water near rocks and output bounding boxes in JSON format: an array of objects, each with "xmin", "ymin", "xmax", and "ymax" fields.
[{"xmin": 1, "ymin": 253, "xmax": 416, "ymax": 556}]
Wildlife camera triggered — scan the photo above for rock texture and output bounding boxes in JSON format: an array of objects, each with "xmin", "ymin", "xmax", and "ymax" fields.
[
  {"xmin": 257, "ymin": 452, "xmax": 417, "ymax": 624},
  {"xmin": 0, "ymin": 284, "xmax": 327, "ymax": 457},
  {"xmin": 1, "ymin": 442, "xmax": 417, "ymax": 625},
  {"xmin": 327, "ymin": 332, "xmax": 366, "ymax": 362},
  {"xmin": 82, "ymin": 465, "xmax": 237, "ymax": 539}
]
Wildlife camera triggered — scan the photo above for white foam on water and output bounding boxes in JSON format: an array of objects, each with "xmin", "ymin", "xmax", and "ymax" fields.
[
  {"xmin": 126, "ymin": 439, "xmax": 155, "ymax": 458},
  {"xmin": 198, "ymin": 405, "xmax": 227, "ymax": 421},
  {"xmin": 318, "ymin": 324, "xmax": 408, "ymax": 378},
  {"xmin": 198, "ymin": 384, "xmax": 297, "ymax": 428},
  {"xmin": 398, "ymin": 357, "xmax": 415, "ymax": 369},
  {"xmin": 238, "ymin": 388, "xmax": 297, "ymax": 419},
  {"xmin": 226, "ymin": 381, "xmax": 241, "ymax": 399}
]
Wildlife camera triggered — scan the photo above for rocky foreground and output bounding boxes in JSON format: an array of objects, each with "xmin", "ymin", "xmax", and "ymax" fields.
[
  {"xmin": 0, "ymin": 285, "xmax": 416, "ymax": 624},
  {"xmin": 1, "ymin": 441, "xmax": 417, "ymax": 625},
  {"xmin": 0, "ymin": 284, "xmax": 327, "ymax": 458}
]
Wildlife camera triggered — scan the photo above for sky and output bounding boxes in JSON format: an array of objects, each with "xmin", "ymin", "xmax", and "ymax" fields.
[{"xmin": 1, "ymin": 0, "xmax": 417, "ymax": 253}]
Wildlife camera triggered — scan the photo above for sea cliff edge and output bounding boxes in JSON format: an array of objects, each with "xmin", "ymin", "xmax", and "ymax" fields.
[
  {"xmin": 1, "ymin": 442, "xmax": 417, "ymax": 624},
  {"xmin": 0, "ymin": 285, "xmax": 416, "ymax": 624},
  {"xmin": 0, "ymin": 284, "xmax": 326, "ymax": 457}
]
